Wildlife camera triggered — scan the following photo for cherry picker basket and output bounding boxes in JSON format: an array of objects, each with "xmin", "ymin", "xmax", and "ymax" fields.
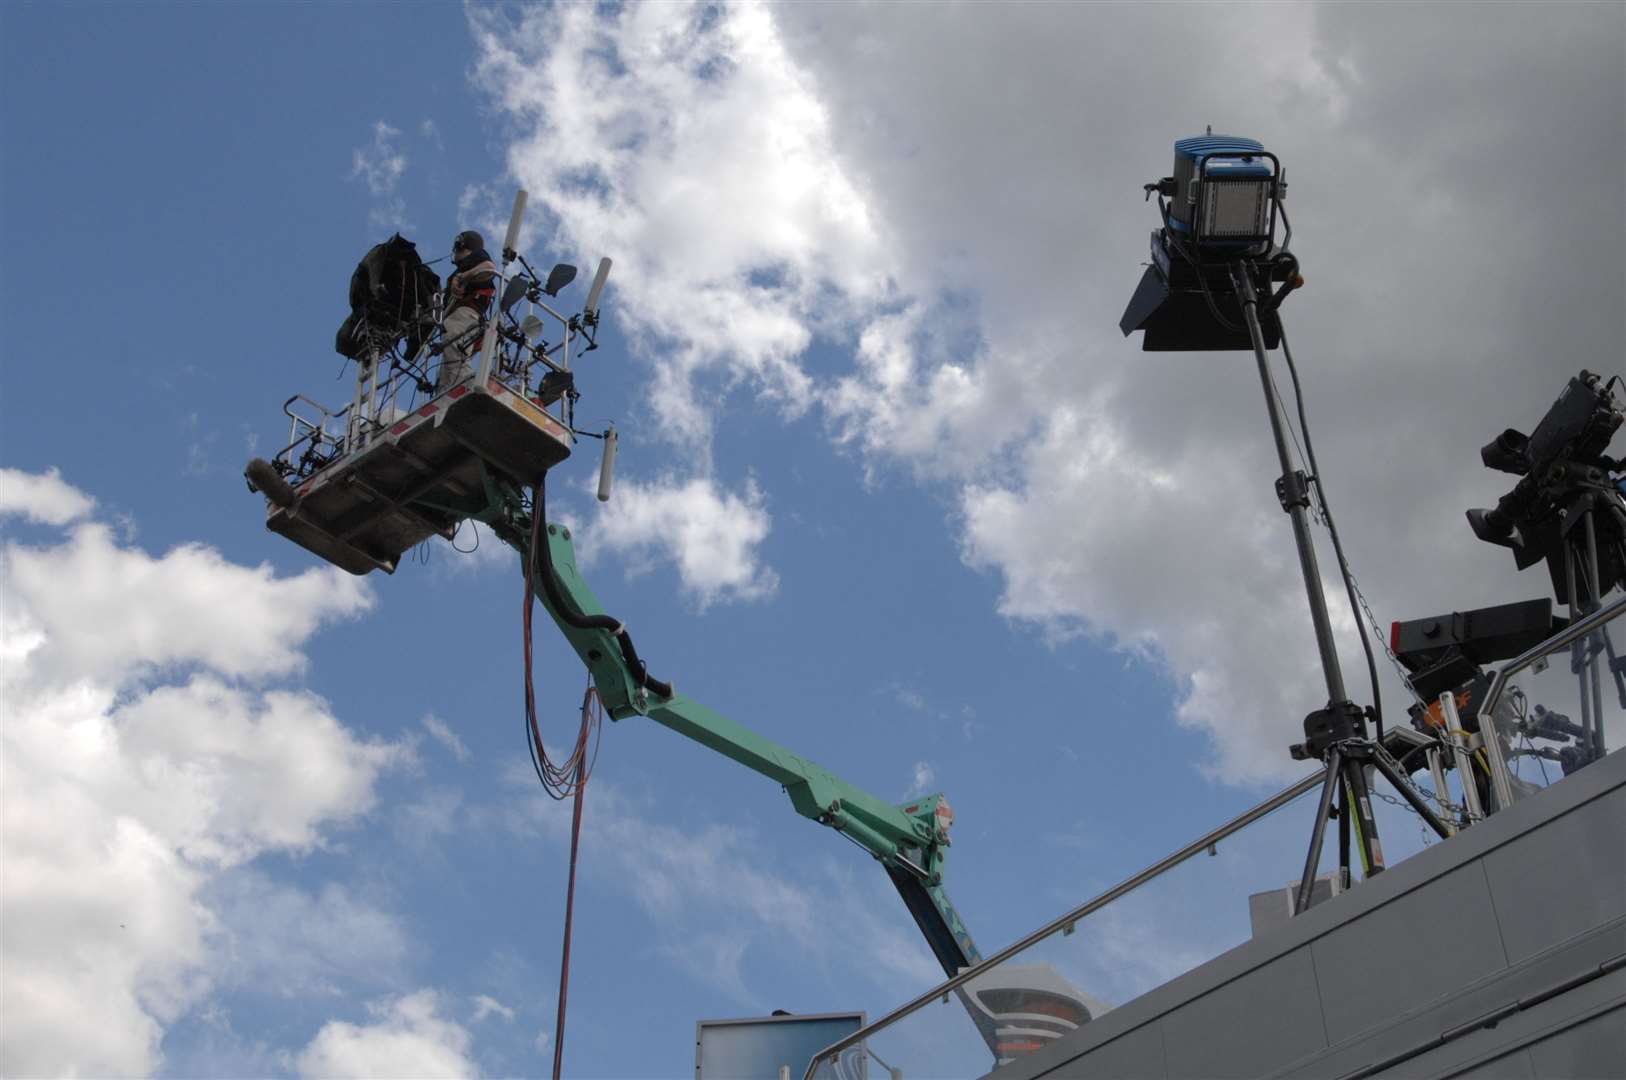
[{"xmin": 246, "ymin": 197, "xmax": 607, "ymax": 575}]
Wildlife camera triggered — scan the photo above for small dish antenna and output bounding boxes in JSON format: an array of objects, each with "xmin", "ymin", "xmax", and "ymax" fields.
[
  {"xmin": 500, "ymin": 275, "xmax": 529, "ymax": 314},
  {"xmin": 543, "ymin": 263, "xmax": 578, "ymax": 297}
]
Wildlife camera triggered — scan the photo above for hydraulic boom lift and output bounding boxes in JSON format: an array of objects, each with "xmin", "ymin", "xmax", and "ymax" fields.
[
  {"xmin": 480, "ymin": 474, "xmax": 983, "ymax": 981},
  {"xmin": 247, "ymin": 192, "xmax": 1095, "ymax": 1067}
]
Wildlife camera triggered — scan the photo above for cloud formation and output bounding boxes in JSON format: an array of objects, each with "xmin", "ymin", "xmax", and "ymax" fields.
[
  {"xmin": 471, "ymin": 1, "xmax": 1622, "ymax": 783},
  {"xmin": 0, "ymin": 466, "xmax": 96, "ymax": 525},
  {"xmin": 586, "ymin": 473, "xmax": 779, "ymax": 608},
  {"xmin": 296, "ymin": 990, "xmax": 477, "ymax": 1079},
  {"xmin": 0, "ymin": 469, "xmax": 407, "ymax": 1076},
  {"xmin": 351, "ymin": 119, "xmax": 411, "ymax": 231}
]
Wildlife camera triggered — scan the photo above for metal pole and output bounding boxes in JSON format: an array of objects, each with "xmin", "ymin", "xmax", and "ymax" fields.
[
  {"xmin": 476, "ymin": 190, "xmax": 528, "ymax": 387},
  {"xmin": 1439, "ymin": 692, "xmax": 1485, "ymax": 822},
  {"xmin": 349, "ymin": 348, "xmax": 373, "ymax": 451},
  {"xmin": 1478, "ymin": 696, "xmax": 1518, "ymax": 814},
  {"xmin": 1584, "ymin": 514, "xmax": 1606, "ymax": 755},
  {"xmin": 1565, "ymin": 540, "xmax": 1595, "ymax": 757},
  {"xmin": 1427, "ymin": 745, "xmax": 1456, "ymax": 835},
  {"xmin": 1336, "ymin": 778, "xmax": 1351, "ymax": 891},
  {"xmin": 1296, "ymin": 747, "xmax": 1343, "ymax": 913},
  {"xmin": 1231, "ymin": 263, "xmax": 1348, "ymax": 706}
]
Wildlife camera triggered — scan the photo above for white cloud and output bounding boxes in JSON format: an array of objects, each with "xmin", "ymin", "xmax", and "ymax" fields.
[
  {"xmin": 206, "ymin": 871, "xmax": 410, "ymax": 999},
  {"xmin": 351, "ymin": 120, "xmax": 406, "ymax": 197},
  {"xmin": 905, "ymin": 761, "xmax": 936, "ymax": 799},
  {"xmin": 472, "ymin": 2, "xmax": 1622, "ymax": 786},
  {"xmin": 296, "ymin": 990, "xmax": 477, "ymax": 1080},
  {"xmin": 3, "ymin": 519, "xmax": 372, "ymax": 685},
  {"xmin": 422, "ymin": 714, "xmax": 472, "ymax": 763},
  {"xmin": 470, "ymin": 994, "xmax": 514, "ymax": 1024},
  {"xmin": 586, "ymin": 473, "xmax": 778, "ymax": 608},
  {"xmin": 0, "ymin": 465, "xmax": 96, "ymax": 525},
  {"xmin": 472, "ymin": 1, "xmax": 890, "ymax": 453},
  {"xmin": 352, "ymin": 120, "xmax": 411, "ymax": 231},
  {"xmin": 0, "ymin": 469, "xmax": 408, "ymax": 1077}
]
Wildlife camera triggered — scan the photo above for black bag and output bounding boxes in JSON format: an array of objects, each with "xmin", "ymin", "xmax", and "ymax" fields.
[{"xmin": 334, "ymin": 233, "xmax": 442, "ymax": 361}]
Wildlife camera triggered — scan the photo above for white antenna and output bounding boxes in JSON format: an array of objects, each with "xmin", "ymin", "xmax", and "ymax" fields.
[
  {"xmin": 584, "ymin": 257, "xmax": 612, "ymax": 316},
  {"xmin": 597, "ymin": 425, "xmax": 617, "ymax": 502},
  {"xmin": 476, "ymin": 190, "xmax": 529, "ymax": 385},
  {"xmin": 503, "ymin": 190, "xmax": 528, "ymax": 254}
]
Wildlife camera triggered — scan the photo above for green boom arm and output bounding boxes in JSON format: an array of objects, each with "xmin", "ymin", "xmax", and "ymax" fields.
[{"xmin": 479, "ymin": 490, "xmax": 981, "ymax": 979}]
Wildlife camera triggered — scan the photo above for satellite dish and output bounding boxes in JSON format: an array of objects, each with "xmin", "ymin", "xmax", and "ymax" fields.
[
  {"xmin": 584, "ymin": 257, "xmax": 612, "ymax": 316},
  {"xmin": 542, "ymin": 262, "xmax": 578, "ymax": 297},
  {"xmin": 520, "ymin": 314, "xmax": 545, "ymax": 344},
  {"xmin": 500, "ymin": 275, "xmax": 529, "ymax": 314}
]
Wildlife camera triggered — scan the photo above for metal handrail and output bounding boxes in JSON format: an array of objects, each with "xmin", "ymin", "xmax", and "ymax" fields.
[
  {"xmin": 1476, "ymin": 591, "xmax": 1624, "ymax": 809},
  {"xmin": 1478, "ymin": 591, "xmax": 1625, "ymax": 722},
  {"xmin": 804, "ymin": 769, "xmax": 1324, "ymax": 1079}
]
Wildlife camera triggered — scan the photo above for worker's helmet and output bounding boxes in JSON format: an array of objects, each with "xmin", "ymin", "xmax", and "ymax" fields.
[{"xmin": 452, "ymin": 230, "xmax": 484, "ymax": 254}]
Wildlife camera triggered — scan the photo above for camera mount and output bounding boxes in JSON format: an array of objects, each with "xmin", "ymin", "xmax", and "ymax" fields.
[{"xmin": 1467, "ymin": 370, "xmax": 1626, "ymax": 763}]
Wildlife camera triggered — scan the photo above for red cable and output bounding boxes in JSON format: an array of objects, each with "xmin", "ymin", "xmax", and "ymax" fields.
[
  {"xmin": 552, "ymin": 744, "xmax": 588, "ymax": 1080},
  {"xmin": 524, "ymin": 506, "xmax": 603, "ymax": 1075}
]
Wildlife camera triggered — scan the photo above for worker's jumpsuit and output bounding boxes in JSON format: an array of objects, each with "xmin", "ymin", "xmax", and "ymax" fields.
[{"xmin": 437, "ymin": 250, "xmax": 497, "ymax": 393}]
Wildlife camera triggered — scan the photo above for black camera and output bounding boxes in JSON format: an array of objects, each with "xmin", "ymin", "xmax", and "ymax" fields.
[{"xmin": 1467, "ymin": 369, "xmax": 1625, "ymax": 601}]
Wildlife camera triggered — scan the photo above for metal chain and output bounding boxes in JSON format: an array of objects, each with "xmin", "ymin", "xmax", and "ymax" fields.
[
  {"xmin": 1319, "ymin": 504, "xmax": 1430, "ymax": 711},
  {"xmin": 1365, "ymin": 739, "xmax": 1471, "ymax": 820},
  {"xmin": 1372, "ymin": 783, "xmax": 1466, "ymax": 821}
]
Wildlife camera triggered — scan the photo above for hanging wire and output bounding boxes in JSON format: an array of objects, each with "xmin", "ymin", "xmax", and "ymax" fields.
[
  {"xmin": 522, "ymin": 503, "xmax": 604, "ymax": 800},
  {"xmin": 450, "ymin": 520, "xmax": 480, "ymax": 555}
]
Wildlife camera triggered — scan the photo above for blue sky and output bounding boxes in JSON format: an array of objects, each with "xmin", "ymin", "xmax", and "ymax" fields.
[{"xmin": 3, "ymin": 2, "xmax": 1621, "ymax": 1077}]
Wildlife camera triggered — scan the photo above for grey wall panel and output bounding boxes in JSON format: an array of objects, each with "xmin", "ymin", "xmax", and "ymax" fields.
[
  {"xmin": 1482, "ymin": 784, "xmax": 1626, "ymax": 966},
  {"xmin": 1312, "ymin": 862, "xmax": 1508, "ymax": 1045},
  {"xmin": 1041, "ymin": 1019, "xmax": 1167, "ymax": 1080},
  {"xmin": 1162, "ymin": 949, "xmax": 1328, "ymax": 1079},
  {"xmin": 1523, "ymin": 1003, "xmax": 1626, "ymax": 1080},
  {"xmin": 1274, "ymin": 923, "xmax": 1622, "ymax": 1080},
  {"xmin": 992, "ymin": 753, "xmax": 1626, "ymax": 1080},
  {"xmin": 1447, "ymin": 1048, "xmax": 1537, "ymax": 1079}
]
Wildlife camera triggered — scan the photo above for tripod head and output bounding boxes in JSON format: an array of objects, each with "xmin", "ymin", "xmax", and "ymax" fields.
[{"xmin": 1289, "ymin": 701, "xmax": 1368, "ymax": 762}]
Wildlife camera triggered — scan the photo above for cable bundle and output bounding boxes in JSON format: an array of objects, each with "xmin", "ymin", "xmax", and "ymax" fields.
[{"xmin": 522, "ymin": 499, "xmax": 603, "ymax": 799}]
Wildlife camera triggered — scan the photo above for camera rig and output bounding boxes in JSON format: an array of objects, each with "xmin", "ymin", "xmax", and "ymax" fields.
[{"xmin": 1468, "ymin": 370, "xmax": 1625, "ymax": 603}]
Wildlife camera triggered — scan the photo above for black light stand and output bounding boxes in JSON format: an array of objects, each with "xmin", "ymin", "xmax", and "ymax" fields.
[{"xmin": 1228, "ymin": 263, "xmax": 1453, "ymax": 913}]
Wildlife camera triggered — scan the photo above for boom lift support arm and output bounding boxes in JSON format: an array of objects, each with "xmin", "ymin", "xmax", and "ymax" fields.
[{"xmin": 469, "ymin": 473, "xmax": 983, "ymax": 980}]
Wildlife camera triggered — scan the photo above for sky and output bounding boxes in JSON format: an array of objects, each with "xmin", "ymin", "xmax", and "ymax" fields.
[{"xmin": 1, "ymin": 2, "xmax": 1622, "ymax": 1077}]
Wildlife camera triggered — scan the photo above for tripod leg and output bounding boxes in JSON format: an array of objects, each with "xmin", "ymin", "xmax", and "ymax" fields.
[
  {"xmin": 1600, "ymin": 540, "xmax": 1626, "ymax": 709},
  {"xmin": 1336, "ymin": 777, "xmax": 1351, "ymax": 891},
  {"xmin": 1370, "ymin": 748, "xmax": 1453, "ymax": 840},
  {"xmin": 1297, "ymin": 749, "xmax": 1342, "ymax": 915},
  {"xmin": 1565, "ymin": 539, "xmax": 1596, "ymax": 759},
  {"xmin": 1583, "ymin": 516, "xmax": 1606, "ymax": 755},
  {"xmin": 1342, "ymin": 754, "xmax": 1386, "ymax": 877}
]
